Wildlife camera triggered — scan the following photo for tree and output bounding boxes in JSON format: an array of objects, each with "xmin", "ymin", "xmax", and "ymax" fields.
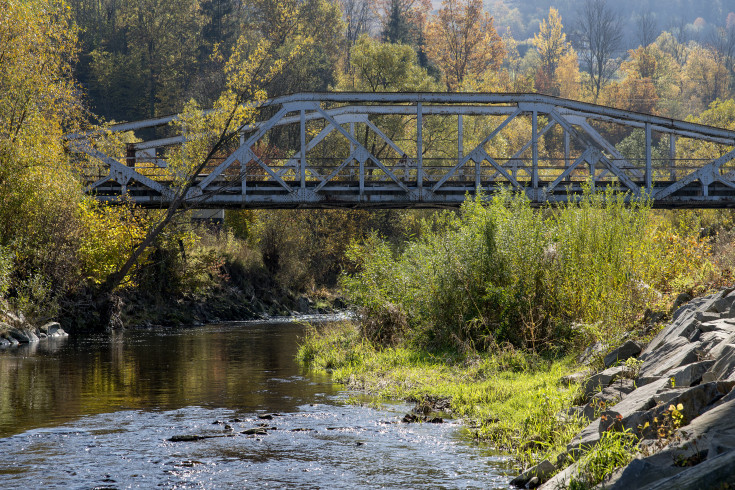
[
  {"xmin": 707, "ymin": 25, "xmax": 735, "ymax": 92},
  {"xmin": 574, "ymin": 0, "xmax": 624, "ymax": 101},
  {"xmin": 99, "ymin": 0, "xmax": 314, "ymax": 299},
  {"xmin": 682, "ymin": 44, "xmax": 729, "ymax": 112},
  {"xmin": 80, "ymin": 0, "xmax": 205, "ymax": 120},
  {"xmin": 340, "ymin": 0, "xmax": 375, "ymax": 69},
  {"xmin": 263, "ymin": 0, "xmax": 344, "ymax": 96},
  {"xmin": 425, "ymin": 0, "xmax": 505, "ymax": 91},
  {"xmin": 555, "ymin": 49, "xmax": 582, "ymax": 100},
  {"xmin": 665, "ymin": 18, "xmax": 691, "ymax": 65},
  {"xmin": 532, "ymin": 7, "xmax": 572, "ymax": 95},
  {"xmin": 373, "ymin": 0, "xmax": 430, "ymax": 46},
  {"xmin": 0, "ymin": 0, "xmax": 89, "ymax": 316},
  {"xmin": 336, "ymin": 37, "xmax": 442, "ymax": 161},
  {"xmin": 340, "ymin": 37, "xmax": 437, "ymax": 92},
  {"xmin": 636, "ymin": 12, "xmax": 658, "ymax": 49}
]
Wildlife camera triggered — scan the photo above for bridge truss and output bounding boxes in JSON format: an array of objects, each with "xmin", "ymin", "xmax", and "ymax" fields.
[{"xmin": 71, "ymin": 92, "xmax": 735, "ymax": 208}]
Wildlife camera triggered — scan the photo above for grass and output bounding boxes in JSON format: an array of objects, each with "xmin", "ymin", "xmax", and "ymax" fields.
[
  {"xmin": 568, "ymin": 429, "xmax": 639, "ymax": 489},
  {"xmin": 297, "ymin": 321, "xmax": 587, "ymax": 469}
]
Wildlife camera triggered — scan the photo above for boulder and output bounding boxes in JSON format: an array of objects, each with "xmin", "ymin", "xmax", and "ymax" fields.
[
  {"xmin": 669, "ymin": 361, "xmax": 713, "ymax": 388},
  {"xmin": 591, "ymin": 379, "xmax": 637, "ymax": 408},
  {"xmin": 670, "ymin": 292, "xmax": 693, "ymax": 317},
  {"xmin": 603, "ymin": 340, "xmax": 643, "ymax": 368},
  {"xmin": 581, "ymin": 366, "xmax": 629, "ymax": 400},
  {"xmin": 510, "ymin": 459, "xmax": 556, "ymax": 488},
  {"xmin": 643, "ymin": 450, "xmax": 735, "ymax": 490},
  {"xmin": 603, "ymin": 456, "xmax": 686, "ymax": 490},
  {"xmin": 40, "ymin": 322, "xmax": 68, "ymax": 338},
  {"xmin": 577, "ymin": 341, "xmax": 607, "ymax": 365},
  {"xmin": 559, "ymin": 370, "xmax": 590, "ymax": 387},
  {"xmin": 566, "ymin": 379, "xmax": 670, "ymax": 457},
  {"xmin": 646, "ymin": 291, "xmax": 727, "ymax": 355},
  {"xmin": 695, "ymin": 329, "xmax": 730, "ymax": 352},
  {"xmin": 607, "ymin": 397, "xmax": 735, "ymax": 489},
  {"xmin": 695, "ymin": 311, "xmax": 721, "ymax": 323},
  {"xmin": 6, "ymin": 326, "xmax": 39, "ymax": 343},
  {"xmin": 295, "ymin": 296, "xmax": 312, "ymax": 313},
  {"xmin": 632, "ymin": 382, "xmax": 735, "ymax": 440},
  {"xmin": 637, "ymin": 338, "xmax": 702, "ymax": 379},
  {"xmin": 712, "ymin": 294, "xmax": 735, "ymax": 314},
  {"xmin": 538, "ymin": 460, "xmax": 581, "ymax": 490},
  {"xmin": 0, "ymin": 310, "xmax": 25, "ymax": 327},
  {"xmin": 701, "ymin": 344, "xmax": 735, "ymax": 382},
  {"xmin": 0, "ymin": 337, "xmax": 10, "ymax": 348},
  {"xmin": 573, "ymin": 379, "xmax": 637, "ymax": 422}
]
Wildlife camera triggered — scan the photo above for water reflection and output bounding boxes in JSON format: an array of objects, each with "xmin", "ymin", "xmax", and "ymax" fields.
[
  {"xmin": 0, "ymin": 318, "xmax": 514, "ymax": 488},
  {"xmin": 0, "ymin": 321, "xmax": 336, "ymax": 437}
]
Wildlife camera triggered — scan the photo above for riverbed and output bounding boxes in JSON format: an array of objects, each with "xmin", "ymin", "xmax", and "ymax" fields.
[{"xmin": 0, "ymin": 316, "xmax": 513, "ymax": 488}]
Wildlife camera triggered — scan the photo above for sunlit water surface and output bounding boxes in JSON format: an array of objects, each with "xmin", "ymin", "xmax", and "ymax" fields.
[{"xmin": 0, "ymin": 317, "xmax": 513, "ymax": 488}]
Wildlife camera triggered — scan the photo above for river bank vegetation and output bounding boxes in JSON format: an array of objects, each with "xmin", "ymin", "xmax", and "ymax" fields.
[
  {"xmin": 5, "ymin": 0, "xmax": 735, "ymax": 484},
  {"xmin": 4, "ymin": 0, "xmax": 735, "ymax": 331},
  {"xmin": 297, "ymin": 191, "xmax": 735, "ymax": 482}
]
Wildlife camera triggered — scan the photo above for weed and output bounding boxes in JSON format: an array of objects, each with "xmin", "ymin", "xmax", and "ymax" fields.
[{"xmin": 569, "ymin": 429, "xmax": 638, "ymax": 489}]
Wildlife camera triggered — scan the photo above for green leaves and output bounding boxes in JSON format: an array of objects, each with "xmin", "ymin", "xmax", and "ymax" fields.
[{"xmin": 342, "ymin": 189, "xmax": 704, "ymax": 351}]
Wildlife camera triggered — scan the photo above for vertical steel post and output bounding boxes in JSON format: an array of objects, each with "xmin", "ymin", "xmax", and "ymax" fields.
[
  {"xmin": 417, "ymin": 102, "xmax": 423, "ymax": 190},
  {"xmin": 564, "ymin": 129, "xmax": 570, "ymax": 182},
  {"xmin": 300, "ymin": 109, "xmax": 306, "ymax": 191},
  {"xmin": 669, "ymin": 134, "xmax": 676, "ymax": 182},
  {"xmin": 239, "ymin": 135, "xmax": 247, "ymax": 198},
  {"xmin": 359, "ymin": 156, "xmax": 365, "ymax": 197},
  {"xmin": 246, "ymin": 145, "xmax": 252, "ymax": 198},
  {"xmin": 532, "ymin": 111, "xmax": 539, "ymax": 193},
  {"xmin": 349, "ymin": 122, "xmax": 356, "ymax": 180},
  {"xmin": 645, "ymin": 123, "xmax": 652, "ymax": 194},
  {"xmin": 458, "ymin": 114, "xmax": 464, "ymax": 160},
  {"xmin": 349, "ymin": 122, "xmax": 355, "ymax": 154}
]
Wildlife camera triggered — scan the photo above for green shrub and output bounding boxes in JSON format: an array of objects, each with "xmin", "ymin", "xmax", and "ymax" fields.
[{"xmin": 341, "ymin": 188, "xmax": 710, "ymax": 351}]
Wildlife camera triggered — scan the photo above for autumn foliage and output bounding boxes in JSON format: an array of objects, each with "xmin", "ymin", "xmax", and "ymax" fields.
[{"xmin": 425, "ymin": 0, "xmax": 505, "ymax": 91}]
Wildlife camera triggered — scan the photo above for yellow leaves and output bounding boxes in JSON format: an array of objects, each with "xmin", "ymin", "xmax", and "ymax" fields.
[
  {"xmin": 533, "ymin": 8, "xmax": 569, "ymax": 73},
  {"xmin": 555, "ymin": 49, "xmax": 581, "ymax": 100},
  {"xmin": 0, "ymin": 0, "xmax": 79, "ymax": 142},
  {"xmin": 425, "ymin": 0, "xmax": 505, "ymax": 91},
  {"xmin": 77, "ymin": 199, "xmax": 149, "ymax": 285}
]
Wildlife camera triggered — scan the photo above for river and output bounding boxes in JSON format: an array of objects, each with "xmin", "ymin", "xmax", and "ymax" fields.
[{"xmin": 0, "ymin": 316, "xmax": 513, "ymax": 488}]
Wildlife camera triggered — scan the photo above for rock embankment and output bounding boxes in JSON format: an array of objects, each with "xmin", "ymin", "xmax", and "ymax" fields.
[
  {"xmin": 517, "ymin": 287, "xmax": 735, "ymax": 489},
  {"xmin": 0, "ymin": 310, "xmax": 67, "ymax": 348}
]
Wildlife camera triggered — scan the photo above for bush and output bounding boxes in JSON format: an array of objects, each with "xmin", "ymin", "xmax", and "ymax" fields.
[{"xmin": 341, "ymin": 189, "xmax": 714, "ymax": 351}]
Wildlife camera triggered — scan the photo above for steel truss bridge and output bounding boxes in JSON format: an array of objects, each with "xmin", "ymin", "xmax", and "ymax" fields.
[{"xmin": 71, "ymin": 92, "xmax": 735, "ymax": 209}]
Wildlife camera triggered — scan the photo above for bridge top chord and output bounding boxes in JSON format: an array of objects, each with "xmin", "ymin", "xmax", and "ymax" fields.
[{"xmin": 69, "ymin": 92, "xmax": 735, "ymax": 209}]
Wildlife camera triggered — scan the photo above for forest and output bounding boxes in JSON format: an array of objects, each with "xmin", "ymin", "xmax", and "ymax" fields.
[{"xmin": 3, "ymin": 0, "xmax": 735, "ymax": 332}]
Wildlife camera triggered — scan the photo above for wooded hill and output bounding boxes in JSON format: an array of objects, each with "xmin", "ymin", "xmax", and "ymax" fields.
[{"xmin": 489, "ymin": 0, "xmax": 734, "ymax": 42}]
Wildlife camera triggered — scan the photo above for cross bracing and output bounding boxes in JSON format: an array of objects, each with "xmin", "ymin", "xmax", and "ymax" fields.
[{"xmin": 70, "ymin": 92, "xmax": 735, "ymax": 209}]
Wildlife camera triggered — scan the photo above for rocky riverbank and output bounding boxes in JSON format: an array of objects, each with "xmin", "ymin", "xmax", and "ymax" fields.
[
  {"xmin": 55, "ymin": 281, "xmax": 346, "ymax": 332},
  {"xmin": 513, "ymin": 287, "xmax": 735, "ymax": 489},
  {"xmin": 0, "ymin": 309, "xmax": 68, "ymax": 348}
]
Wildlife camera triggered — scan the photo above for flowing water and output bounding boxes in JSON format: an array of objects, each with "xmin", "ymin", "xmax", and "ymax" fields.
[{"xmin": 0, "ymin": 316, "xmax": 513, "ymax": 488}]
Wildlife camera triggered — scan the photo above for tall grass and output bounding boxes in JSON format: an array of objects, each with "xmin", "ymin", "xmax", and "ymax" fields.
[{"xmin": 342, "ymin": 189, "xmax": 712, "ymax": 351}]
